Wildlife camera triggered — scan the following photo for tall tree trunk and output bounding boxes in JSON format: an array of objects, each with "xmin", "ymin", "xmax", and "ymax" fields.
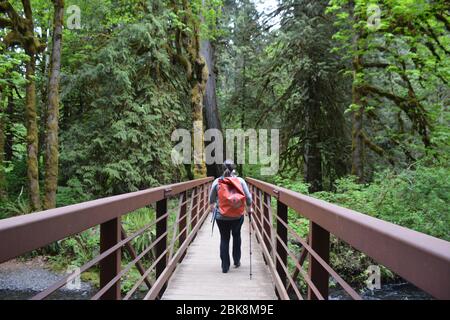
[
  {"xmin": 23, "ymin": 0, "xmax": 41, "ymax": 211},
  {"xmin": 39, "ymin": 27, "xmax": 50, "ymax": 170},
  {"xmin": 190, "ymin": 8, "xmax": 207, "ymax": 178},
  {"xmin": 1, "ymin": 0, "xmax": 45, "ymax": 208},
  {"xmin": 43, "ymin": 0, "xmax": 64, "ymax": 210},
  {"xmin": 201, "ymin": 39, "xmax": 224, "ymax": 178},
  {"xmin": 304, "ymin": 101, "xmax": 323, "ymax": 193},
  {"xmin": 191, "ymin": 56, "xmax": 208, "ymax": 178},
  {"xmin": 25, "ymin": 54, "xmax": 41, "ymax": 211},
  {"xmin": 351, "ymin": 105, "xmax": 364, "ymax": 182},
  {"xmin": 238, "ymin": 56, "xmax": 246, "ymax": 177},
  {"xmin": 5, "ymin": 93, "xmax": 14, "ymax": 162},
  {"xmin": 349, "ymin": 3, "xmax": 365, "ymax": 183},
  {"xmin": 173, "ymin": 0, "xmax": 208, "ymax": 178},
  {"xmin": 0, "ymin": 99, "xmax": 6, "ymax": 199},
  {"xmin": 351, "ymin": 54, "xmax": 365, "ymax": 183}
]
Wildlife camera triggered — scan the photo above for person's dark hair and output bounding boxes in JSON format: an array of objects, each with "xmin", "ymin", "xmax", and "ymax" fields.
[{"xmin": 222, "ymin": 159, "xmax": 235, "ymax": 177}]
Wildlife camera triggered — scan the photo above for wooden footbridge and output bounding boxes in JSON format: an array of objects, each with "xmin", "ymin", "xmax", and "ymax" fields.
[
  {"xmin": 0, "ymin": 177, "xmax": 449, "ymax": 300},
  {"xmin": 163, "ymin": 217, "xmax": 276, "ymax": 300}
]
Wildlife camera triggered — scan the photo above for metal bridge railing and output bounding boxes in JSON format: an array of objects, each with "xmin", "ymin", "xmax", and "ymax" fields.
[
  {"xmin": 0, "ymin": 177, "xmax": 213, "ymax": 300},
  {"xmin": 1, "ymin": 176, "xmax": 449, "ymax": 300},
  {"xmin": 246, "ymin": 177, "xmax": 450, "ymax": 300}
]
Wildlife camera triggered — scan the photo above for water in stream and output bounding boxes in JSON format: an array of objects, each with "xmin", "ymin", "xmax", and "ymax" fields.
[{"xmin": 329, "ymin": 282, "xmax": 433, "ymax": 300}]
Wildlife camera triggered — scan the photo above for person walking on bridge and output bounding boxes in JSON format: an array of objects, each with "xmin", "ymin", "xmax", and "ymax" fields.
[{"xmin": 209, "ymin": 160, "xmax": 253, "ymax": 273}]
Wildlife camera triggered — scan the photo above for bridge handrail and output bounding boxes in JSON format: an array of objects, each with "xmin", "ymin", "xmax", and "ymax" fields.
[
  {"xmin": 0, "ymin": 177, "xmax": 213, "ymax": 300},
  {"xmin": 1, "ymin": 176, "xmax": 448, "ymax": 300},
  {"xmin": 246, "ymin": 177, "xmax": 450, "ymax": 300},
  {"xmin": 0, "ymin": 177, "xmax": 212, "ymax": 264}
]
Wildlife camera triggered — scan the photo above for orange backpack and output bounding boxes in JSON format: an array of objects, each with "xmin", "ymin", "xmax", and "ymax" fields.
[{"xmin": 218, "ymin": 177, "xmax": 246, "ymax": 218}]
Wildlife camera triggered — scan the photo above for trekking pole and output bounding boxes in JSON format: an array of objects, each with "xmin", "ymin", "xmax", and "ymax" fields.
[
  {"xmin": 211, "ymin": 206, "xmax": 216, "ymax": 237},
  {"xmin": 249, "ymin": 208, "xmax": 253, "ymax": 280}
]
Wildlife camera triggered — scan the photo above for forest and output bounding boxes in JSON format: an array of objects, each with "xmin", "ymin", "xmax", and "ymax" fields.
[{"xmin": 0, "ymin": 0, "xmax": 449, "ymax": 294}]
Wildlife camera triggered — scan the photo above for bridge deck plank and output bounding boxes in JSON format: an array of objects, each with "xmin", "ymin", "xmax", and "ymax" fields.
[{"xmin": 162, "ymin": 217, "xmax": 278, "ymax": 300}]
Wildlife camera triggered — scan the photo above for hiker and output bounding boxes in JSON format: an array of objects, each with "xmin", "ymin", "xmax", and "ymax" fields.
[{"xmin": 209, "ymin": 160, "xmax": 253, "ymax": 273}]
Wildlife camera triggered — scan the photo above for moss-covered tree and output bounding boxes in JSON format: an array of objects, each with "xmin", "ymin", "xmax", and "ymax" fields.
[
  {"xmin": 1, "ymin": 0, "xmax": 46, "ymax": 211},
  {"xmin": 43, "ymin": 0, "xmax": 64, "ymax": 209},
  {"xmin": 328, "ymin": 0, "xmax": 449, "ymax": 181}
]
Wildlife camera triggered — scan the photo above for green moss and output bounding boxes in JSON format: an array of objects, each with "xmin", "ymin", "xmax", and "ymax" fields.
[{"xmin": 81, "ymin": 270, "xmax": 100, "ymax": 288}]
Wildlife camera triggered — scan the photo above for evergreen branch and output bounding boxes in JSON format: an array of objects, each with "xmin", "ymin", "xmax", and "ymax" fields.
[
  {"xmin": 424, "ymin": 21, "xmax": 450, "ymax": 55},
  {"xmin": 361, "ymin": 131, "xmax": 395, "ymax": 166},
  {"xmin": 361, "ymin": 84, "xmax": 431, "ymax": 147},
  {"xmin": 362, "ymin": 62, "xmax": 391, "ymax": 69},
  {"xmin": 434, "ymin": 13, "xmax": 450, "ymax": 32},
  {"xmin": 0, "ymin": 17, "xmax": 11, "ymax": 27},
  {"xmin": 0, "ymin": 1, "xmax": 27, "ymax": 32}
]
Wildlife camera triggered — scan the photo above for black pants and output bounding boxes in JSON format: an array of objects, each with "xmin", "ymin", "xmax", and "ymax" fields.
[{"xmin": 216, "ymin": 216, "xmax": 244, "ymax": 271}]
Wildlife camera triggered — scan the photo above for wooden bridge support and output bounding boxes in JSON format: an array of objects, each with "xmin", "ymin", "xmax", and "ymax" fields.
[
  {"xmin": 99, "ymin": 217, "xmax": 121, "ymax": 300},
  {"xmin": 191, "ymin": 187, "xmax": 199, "ymax": 230},
  {"xmin": 178, "ymin": 191, "xmax": 188, "ymax": 260},
  {"xmin": 262, "ymin": 192, "xmax": 273, "ymax": 257},
  {"xmin": 308, "ymin": 222, "xmax": 330, "ymax": 300},
  {"xmin": 276, "ymin": 200, "xmax": 288, "ymax": 292},
  {"xmin": 255, "ymin": 188, "xmax": 263, "ymax": 243},
  {"xmin": 156, "ymin": 198, "xmax": 168, "ymax": 296}
]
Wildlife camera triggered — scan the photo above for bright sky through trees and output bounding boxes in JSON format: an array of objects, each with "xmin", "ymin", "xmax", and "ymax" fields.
[
  {"xmin": 254, "ymin": 0, "xmax": 280, "ymax": 29},
  {"xmin": 254, "ymin": 0, "xmax": 278, "ymax": 13}
]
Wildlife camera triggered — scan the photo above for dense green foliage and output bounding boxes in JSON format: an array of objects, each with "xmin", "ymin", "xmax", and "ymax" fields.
[
  {"xmin": 60, "ymin": 22, "xmax": 189, "ymax": 195},
  {"xmin": 273, "ymin": 161, "xmax": 449, "ymax": 286},
  {"xmin": 317, "ymin": 164, "xmax": 450, "ymax": 241}
]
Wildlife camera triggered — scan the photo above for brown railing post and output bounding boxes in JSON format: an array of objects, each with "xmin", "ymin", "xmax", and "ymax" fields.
[
  {"xmin": 179, "ymin": 191, "xmax": 188, "ymax": 245},
  {"xmin": 199, "ymin": 184, "xmax": 206, "ymax": 220},
  {"xmin": 198, "ymin": 185, "xmax": 204, "ymax": 219},
  {"xmin": 255, "ymin": 189, "xmax": 263, "ymax": 238},
  {"xmin": 178, "ymin": 191, "xmax": 188, "ymax": 260},
  {"xmin": 251, "ymin": 186, "xmax": 259, "ymax": 244},
  {"xmin": 205, "ymin": 182, "xmax": 211, "ymax": 214},
  {"xmin": 156, "ymin": 198, "xmax": 167, "ymax": 286},
  {"xmin": 191, "ymin": 187, "xmax": 199, "ymax": 229},
  {"xmin": 276, "ymin": 200, "xmax": 288, "ymax": 290},
  {"xmin": 249, "ymin": 185, "xmax": 255, "ymax": 216},
  {"xmin": 308, "ymin": 222, "xmax": 330, "ymax": 300},
  {"xmin": 100, "ymin": 217, "xmax": 121, "ymax": 300},
  {"xmin": 263, "ymin": 192, "xmax": 273, "ymax": 256}
]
